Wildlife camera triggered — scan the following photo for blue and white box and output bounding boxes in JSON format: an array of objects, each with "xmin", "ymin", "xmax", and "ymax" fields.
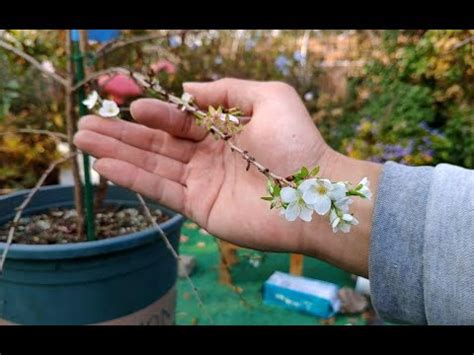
[{"xmin": 263, "ymin": 271, "xmax": 341, "ymax": 318}]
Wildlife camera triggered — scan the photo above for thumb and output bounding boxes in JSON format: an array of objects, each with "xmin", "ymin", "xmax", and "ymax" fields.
[{"xmin": 183, "ymin": 78, "xmax": 265, "ymax": 116}]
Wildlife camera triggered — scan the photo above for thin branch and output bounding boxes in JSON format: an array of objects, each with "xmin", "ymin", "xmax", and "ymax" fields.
[
  {"xmin": 0, "ymin": 38, "xmax": 69, "ymax": 88},
  {"xmin": 135, "ymin": 193, "xmax": 214, "ymax": 324},
  {"xmin": 95, "ymin": 30, "xmax": 201, "ymax": 58},
  {"xmin": 127, "ymin": 69, "xmax": 295, "ymax": 187},
  {"xmin": 214, "ymin": 239, "xmax": 254, "ymax": 309},
  {"xmin": 65, "ymin": 29, "xmax": 85, "ymax": 240},
  {"xmin": 451, "ymin": 35, "xmax": 474, "ymax": 51},
  {"xmin": 72, "ymin": 67, "xmax": 129, "ymax": 92},
  {"xmin": 0, "ymin": 153, "xmax": 77, "ymax": 274},
  {"xmin": 0, "ymin": 129, "xmax": 68, "ymax": 141}
]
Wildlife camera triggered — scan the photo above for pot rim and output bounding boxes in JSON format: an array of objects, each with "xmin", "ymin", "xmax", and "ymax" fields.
[{"xmin": 0, "ymin": 185, "xmax": 186, "ymax": 260}]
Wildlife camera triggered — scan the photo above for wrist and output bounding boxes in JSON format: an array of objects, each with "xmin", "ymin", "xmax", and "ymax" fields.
[{"xmin": 300, "ymin": 149, "xmax": 383, "ymax": 277}]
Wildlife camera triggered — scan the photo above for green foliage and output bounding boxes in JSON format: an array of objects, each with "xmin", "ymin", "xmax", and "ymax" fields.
[{"xmin": 317, "ymin": 30, "xmax": 474, "ymax": 168}]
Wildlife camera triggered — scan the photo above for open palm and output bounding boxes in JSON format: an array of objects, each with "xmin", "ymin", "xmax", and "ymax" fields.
[{"xmin": 74, "ymin": 79, "xmax": 331, "ymax": 253}]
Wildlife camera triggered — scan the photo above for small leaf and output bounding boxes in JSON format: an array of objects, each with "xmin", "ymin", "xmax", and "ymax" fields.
[
  {"xmin": 261, "ymin": 196, "xmax": 274, "ymax": 201},
  {"xmin": 273, "ymin": 184, "xmax": 281, "ymax": 197},
  {"xmin": 266, "ymin": 180, "xmax": 274, "ymax": 194},
  {"xmin": 355, "ymin": 183, "xmax": 363, "ymax": 191},
  {"xmin": 300, "ymin": 166, "xmax": 309, "ymax": 178},
  {"xmin": 310, "ymin": 166, "xmax": 320, "ymax": 176}
]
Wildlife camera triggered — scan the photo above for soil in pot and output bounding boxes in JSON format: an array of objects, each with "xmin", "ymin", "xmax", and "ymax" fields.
[{"xmin": 0, "ymin": 205, "xmax": 169, "ymax": 245}]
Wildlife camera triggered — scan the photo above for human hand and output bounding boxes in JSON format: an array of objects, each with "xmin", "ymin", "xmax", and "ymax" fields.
[{"xmin": 74, "ymin": 78, "xmax": 381, "ymax": 276}]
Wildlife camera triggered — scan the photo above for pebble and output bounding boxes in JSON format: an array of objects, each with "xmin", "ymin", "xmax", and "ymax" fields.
[
  {"xmin": 63, "ymin": 210, "xmax": 77, "ymax": 219},
  {"xmin": 36, "ymin": 220, "xmax": 51, "ymax": 231},
  {"xmin": 178, "ymin": 255, "xmax": 197, "ymax": 278}
]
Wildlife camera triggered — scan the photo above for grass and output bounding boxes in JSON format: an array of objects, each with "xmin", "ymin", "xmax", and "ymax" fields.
[{"xmin": 176, "ymin": 220, "xmax": 370, "ymax": 325}]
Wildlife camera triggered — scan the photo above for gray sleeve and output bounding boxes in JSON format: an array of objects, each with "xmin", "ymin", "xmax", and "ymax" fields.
[{"xmin": 369, "ymin": 161, "xmax": 474, "ymax": 325}]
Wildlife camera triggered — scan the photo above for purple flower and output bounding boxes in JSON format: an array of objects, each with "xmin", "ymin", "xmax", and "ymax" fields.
[
  {"xmin": 245, "ymin": 38, "xmax": 257, "ymax": 51},
  {"xmin": 168, "ymin": 36, "xmax": 182, "ymax": 48},
  {"xmin": 293, "ymin": 51, "xmax": 305, "ymax": 64},
  {"xmin": 275, "ymin": 55, "xmax": 290, "ymax": 74}
]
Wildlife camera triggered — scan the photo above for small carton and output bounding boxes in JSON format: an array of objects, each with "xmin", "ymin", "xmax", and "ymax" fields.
[{"xmin": 263, "ymin": 271, "xmax": 341, "ymax": 318}]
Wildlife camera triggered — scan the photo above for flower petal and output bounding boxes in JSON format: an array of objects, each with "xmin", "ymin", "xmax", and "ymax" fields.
[
  {"xmin": 311, "ymin": 195, "xmax": 331, "ymax": 215},
  {"xmin": 280, "ymin": 187, "xmax": 298, "ymax": 203},
  {"xmin": 302, "ymin": 189, "xmax": 318, "ymax": 204},
  {"xmin": 299, "ymin": 206, "xmax": 313, "ymax": 222},
  {"xmin": 284, "ymin": 202, "xmax": 300, "ymax": 221},
  {"xmin": 329, "ymin": 182, "xmax": 347, "ymax": 201},
  {"xmin": 298, "ymin": 178, "xmax": 317, "ymax": 192}
]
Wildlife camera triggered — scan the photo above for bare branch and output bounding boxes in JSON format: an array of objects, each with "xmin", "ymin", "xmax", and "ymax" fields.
[
  {"xmin": 0, "ymin": 129, "xmax": 68, "ymax": 141},
  {"xmin": 0, "ymin": 153, "xmax": 77, "ymax": 274},
  {"xmin": 0, "ymin": 38, "xmax": 69, "ymax": 88},
  {"xmin": 451, "ymin": 35, "xmax": 474, "ymax": 51},
  {"xmin": 95, "ymin": 30, "xmax": 201, "ymax": 58},
  {"xmin": 135, "ymin": 193, "xmax": 214, "ymax": 324},
  {"xmin": 72, "ymin": 66, "xmax": 131, "ymax": 92}
]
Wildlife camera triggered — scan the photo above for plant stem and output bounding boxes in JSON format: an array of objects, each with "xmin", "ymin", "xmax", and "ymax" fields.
[
  {"xmin": 135, "ymin": 193, "xmax": 213, "ymax": 324},
  {"xmin": 0, "ymin": 37, "xmax": 69, "ymax": 87},
  {"xmin": 0, "ymin": 153, "xmax": 76, "ymax": 274},
  {"xmin": 65, "ymin": 30, "xmax": 85, "ymax": 240},
  {"xmin": 72, "ymin": 30, "xmax": 95, "ymax": 241}
]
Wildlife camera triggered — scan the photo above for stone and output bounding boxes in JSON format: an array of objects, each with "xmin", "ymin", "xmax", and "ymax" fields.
[
  {"xmin": 338, "ymin": 287, "xmax": 369, "ymax": 314},
  {"xmin": 178, "ymin": 255, "xmax": 196, "ymax": 278},
  {"xmin": 36, "ymin": 220, "xmax": 51, "ymax": 231}
]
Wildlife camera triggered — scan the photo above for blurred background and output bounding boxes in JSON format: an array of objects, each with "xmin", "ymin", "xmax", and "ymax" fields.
[
  {"xmin": 1, "ymin": 29, "xmax": 472, "ymax": 194},
  {"xmin": 0, "ymin": 30, "xmax": 472, "ymax": 324}
]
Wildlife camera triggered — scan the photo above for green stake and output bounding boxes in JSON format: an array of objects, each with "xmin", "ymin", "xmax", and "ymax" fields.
[{"xmin": 71, "ymin": 30, "xmax": 95, "ymax": 241}]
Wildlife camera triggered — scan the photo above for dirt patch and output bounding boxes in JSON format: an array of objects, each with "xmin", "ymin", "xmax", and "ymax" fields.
[{"xmin": 0, "ymin": 205, "xmax": 169, "ymax": 245}]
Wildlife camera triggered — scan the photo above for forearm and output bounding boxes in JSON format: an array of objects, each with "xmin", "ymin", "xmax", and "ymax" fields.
[{"xmin": 300, "ymin": 149, "xmax": 382, "ymax": 277}]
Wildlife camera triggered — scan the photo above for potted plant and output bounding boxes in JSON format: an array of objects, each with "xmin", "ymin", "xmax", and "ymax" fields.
[{"xmin": 0, "ymin": 30, "xmax": 185, "ymax": 325}]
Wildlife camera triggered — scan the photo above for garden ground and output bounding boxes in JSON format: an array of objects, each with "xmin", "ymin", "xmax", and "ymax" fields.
[{"xmin": 176, "ymin": 220, "xmax": 377, "ymax": 325}]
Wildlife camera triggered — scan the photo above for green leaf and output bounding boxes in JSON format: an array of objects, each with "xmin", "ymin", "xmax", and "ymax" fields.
[
  {"xmin": 273, "ymin": 184, "xmax": 281, "ymax": 197},
  {"xmin": 266, "ymin": 180, "xmax": 273, "ymax": 194},
  {"xmin": 310, "ymin": 166, "xmax": 320, "ymax": 176},
  {"xmin": 261, "ymin": 196, "xmax": 274, "ymax": 201},
  {"xmin": 300, "ymin": 166, "xmax": 309, "ymax": 178},
  {"xmin": 355, "ymin": 183, "xmax": 363, "ymax": 191}
]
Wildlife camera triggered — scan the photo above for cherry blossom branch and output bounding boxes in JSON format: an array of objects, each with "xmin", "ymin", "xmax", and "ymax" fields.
[
  {"xmin": 0, "ymin": 152, "xmax": 77, "ymax": 274},
  {"xmin": 0, "ymin": 38, "xmax": 69, "ymax": 88},
  {"xmin": 84, "ymin": 68, "xmax": 372, "ymax": 232},
  {"xmin": 127, "ymin": 70, "xmax": 295, "ymax": 188},
  {"xmin": 135, "ymin": 193, "xmax": 213, "ymax": 324}
]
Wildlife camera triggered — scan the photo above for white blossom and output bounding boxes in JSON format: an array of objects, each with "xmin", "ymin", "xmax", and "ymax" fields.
[
  {"xmin": 330, "ymin": 209, "xmax": 359, "ymax": 233},
  {"xmin": 219, "ymin": 113, "xmax": 240, "ymax": 124},
  {"xmin": 357, "ymin": 177, "xmax": 372, "ymax": 200},
  {"xmin": 181, "ymin": 92, "xmax": 194, "ymax": 104},
  {"xmin": 280, "ymin": 186, "xmax": 314, "ymax": 222},
  {"xmin": 41, "ymin": 60, "xmax": 55, "ymax": 74},
  {"xmin": 334, "ymin": 196, "xmax": 353, "ymax": 213},
  {"xmin": 299, "ymin": 178, "xmax": 333, "ymax": 215},
  {"xmin": 82, "ymin": 91, "xmax": 99, "ymax": 110},
  {"xmin": 98, "ymin": 100, "xmax": 120, "ymax": 118},
  {"xmin": 304, "ymin": 92, "xmax": 314, "ymax": 101}
]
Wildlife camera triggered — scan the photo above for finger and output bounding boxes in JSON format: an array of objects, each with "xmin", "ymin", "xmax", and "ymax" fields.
[
  {"xmin": 74, "ymin": 130, "xmax": 187, "ymax": 186},
  {"xmin": 130, "ymin": 98, "xmax": 207, "ymax": 141},
  {"xmin": 93, "ymin": 158, "xmax": 186, "ymax": 213},
  {"xmin": 78, "ymin": 115, "xmax": 196, "ymax": 163},
  {"xmin": 183, "ymin": 78, "xmax": 266, "ymax": 116}
]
